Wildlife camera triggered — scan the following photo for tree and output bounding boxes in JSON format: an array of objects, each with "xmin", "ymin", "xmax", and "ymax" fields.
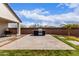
[{"xmin": 62, "ymin": 24, "xmax": 79, "ymax": 36}]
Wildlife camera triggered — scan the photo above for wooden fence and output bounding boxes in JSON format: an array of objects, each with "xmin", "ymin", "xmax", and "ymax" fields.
[{"xmin": 9, "ymin": 28, "xmax": 79, "ymax": 37}]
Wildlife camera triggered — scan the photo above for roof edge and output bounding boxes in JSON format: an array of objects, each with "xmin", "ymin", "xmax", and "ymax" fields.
[{"xmin": 3, "ymin": 3, "xmax": 22, "ymax": 23}]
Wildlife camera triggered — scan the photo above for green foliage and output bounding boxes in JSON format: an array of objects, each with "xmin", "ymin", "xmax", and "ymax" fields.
[
  {"xmin": 62, "ymin": 24, "xmax": 79, "ymax": 36},
  {"xmin": 63, "ymin": 24, "xmax": 79, "ymax": 28}
]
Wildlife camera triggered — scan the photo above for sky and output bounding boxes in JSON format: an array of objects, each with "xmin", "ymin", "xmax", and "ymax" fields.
[{"xmin": 9, "ymin": 3, "xmax": 79, "ymax": 27}]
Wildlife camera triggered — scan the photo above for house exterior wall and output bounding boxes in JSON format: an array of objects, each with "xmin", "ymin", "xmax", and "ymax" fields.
[{"xmin": 0, "ymin": 4, "xmax": 20, "ymax": 23}]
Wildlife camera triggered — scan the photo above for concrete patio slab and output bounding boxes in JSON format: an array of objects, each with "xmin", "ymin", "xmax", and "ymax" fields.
[
  {"xmin": 0, "ymin": 35, "xmax": 24, "ymax": 47},
  {"xmin": 0, "ymin": 34, "xmax": 75, "ymax": 50}
]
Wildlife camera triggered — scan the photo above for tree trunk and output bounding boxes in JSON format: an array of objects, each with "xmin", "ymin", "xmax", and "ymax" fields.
[{"xmin": 68, "ymin": 29, "xmax": 70, "ymax": 36}]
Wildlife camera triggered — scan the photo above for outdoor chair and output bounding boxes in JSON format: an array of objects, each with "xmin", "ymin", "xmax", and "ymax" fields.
[{"xmin": 4, "ymin": 29, "xmax": 11, "ymax": 37}]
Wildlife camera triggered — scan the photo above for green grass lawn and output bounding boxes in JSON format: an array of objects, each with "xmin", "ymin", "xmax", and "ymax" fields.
[
  {"xmin": 0, "ymin": 50, "xmax": 79, "ymax": 56},
  {"xmin": 0, "ymin": 35, "xmax": 79, "ymax": 56},
  {"xmin": 53, "ymin": 35, "xmax": 79, "ymax": 50}
]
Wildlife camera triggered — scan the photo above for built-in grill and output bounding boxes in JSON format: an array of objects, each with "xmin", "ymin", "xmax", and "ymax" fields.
[{"xmin": 33, "ymin": 28, "xmax": 45, "ymax": 36}]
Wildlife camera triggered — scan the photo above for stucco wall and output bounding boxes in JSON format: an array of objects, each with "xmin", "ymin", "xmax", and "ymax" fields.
[
  {"xmin": 0, "ymin": 22, "xmax": 8, "ymax": 36},
  {"xmin": 0, "ymin": 4, "xmax": 20, "ymax": 23}
]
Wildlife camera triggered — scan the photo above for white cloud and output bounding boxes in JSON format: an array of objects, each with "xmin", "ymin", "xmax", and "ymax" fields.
[
  {"xmin": 65, "ymin": 3, "xmax": 79, "ymax": 8},
  {"xmin": 25, "ymin": 22, "xmax": 35, "ymax": 26},
  {"xmin": 15, "ymin": 6, "xmax": 79, "ymax": 26},
  {"xmin": 17, "ymin": 9, "xmax": 54, "ymax": 22},
  {"xmin": 57, "ymin": 3, "xmax": 79, "ymax": 8}
]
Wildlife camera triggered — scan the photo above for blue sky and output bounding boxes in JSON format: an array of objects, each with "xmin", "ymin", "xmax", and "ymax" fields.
[{"xmin": 9, "ymin": 3, "xmax": 79, "ymax": 27}]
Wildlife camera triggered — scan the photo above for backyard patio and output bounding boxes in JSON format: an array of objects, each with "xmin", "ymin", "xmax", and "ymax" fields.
[
  {"xmin": 1, "ymin": 3, "xmax": 79, "ymax": 56},
  {"xmin": 0, "ymin": 34, "xmax": 75, "ymax": 50}
]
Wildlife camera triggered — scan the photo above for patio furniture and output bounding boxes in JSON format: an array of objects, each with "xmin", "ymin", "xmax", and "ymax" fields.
[
  {"xmin": 4, "ymin": 29, "xmax": 11, "ymax": 36},
  {"xmin": 0, "ymin": 32, "xmax": 5, "ymax": 37}
]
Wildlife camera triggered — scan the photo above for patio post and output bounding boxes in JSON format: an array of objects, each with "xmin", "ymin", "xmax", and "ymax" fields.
[{"xmin": 17, "ymin": 23, "xmax": 21, "ymax": 36}]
